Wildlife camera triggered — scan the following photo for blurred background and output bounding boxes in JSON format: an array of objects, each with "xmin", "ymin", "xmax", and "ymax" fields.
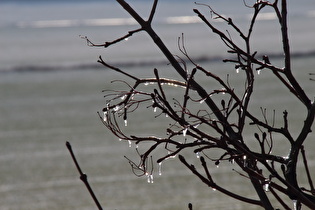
[{"xmin": 1, "ymin": 0, "xmax": 315, "ymax": 209}]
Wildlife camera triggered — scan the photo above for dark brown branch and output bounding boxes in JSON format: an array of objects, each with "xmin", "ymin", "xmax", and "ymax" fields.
[
  {"xmin": 179, "ymin": 155, "xmax": 263, "ymax": 206},
  {"xmin": 66, "ymin": 142, "xmax": 103, "ymax": 210},
  {"xmin": 148, "ymin": 0, "xmax": 158, "ymax": 23},
  {"xmin": 269, "ymin": 187, "xmax": 291, "ymax": 210},
  {"xmin": 301, "ymin": 146, "xmax": 315, "ymax": 195}
]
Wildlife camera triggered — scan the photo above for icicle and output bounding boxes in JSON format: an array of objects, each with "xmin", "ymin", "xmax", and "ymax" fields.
[
  {"xmin": 196, "ymin": 152, "xmax": 200, "ymax": 158},
  {"xmin": 292, "ymin": 200, "xmax": 298, "ymax": 210},
  {"xmin": 146, "ymin": 173, "xmax": 154, "ymax": 184},
  {"xmin": 257, "ymin": 70, "xmax": 261, "ymax": 75},
  {"xmin": 263, "ymin": 179, "xmax": 270, "ymax": 192},
  {"xmin": 183, "ymin": 128, "xmax": 188, "ymax": 137},
  {"xmin": 128, "ymin": 140, "xmax": 132, "ymax": 147},
  {"xmin": 243, "ymin": 155, "xmax": 247, "ymax": 167},
  {"xmin": 158, "ymin": 162, "xmax": 162, "ymax": 176},
  {"xmin": 236, "ymin": 67, "xmax": 240, "ymax": 73},
  {"xmin": 215, "ymin": 160, "xmax": 220, "ymax": 168},
  {"xmin": 124, "ymin": 119, "xmax": 128, "ymax": 126},
  {"xmin": 153, "ymin": 107, "xmax": 157, "ymax": 112},
  {"xmin": 103, "ymin": 111, "xmax": 108, "ymax": 122}
]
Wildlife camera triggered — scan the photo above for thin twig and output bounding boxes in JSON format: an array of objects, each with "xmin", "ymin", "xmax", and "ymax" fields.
[
  {"xmin": 301, "ymin": 145, "xmax": 315, "ymax": 194},
  {"xmin": 66, "ymin": 141, "xmax": 103, "ymax": 210}
]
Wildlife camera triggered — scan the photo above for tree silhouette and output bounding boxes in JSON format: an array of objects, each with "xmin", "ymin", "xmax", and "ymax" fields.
[{"xmin": 76, "ymin": 0, "xmax": 315, "ymax": 209}]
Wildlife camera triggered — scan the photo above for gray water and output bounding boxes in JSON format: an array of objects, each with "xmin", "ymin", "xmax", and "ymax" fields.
[{"xmin": 1, "ymin": 0, "xmax": 315, "ymax": 209}]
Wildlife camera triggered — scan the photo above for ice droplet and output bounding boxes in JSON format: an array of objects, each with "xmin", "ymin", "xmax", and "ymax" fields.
[
  {"xmin": 196, "ymin": 152, "xmax": 200, "ymax": 158},
  {"xmin": 121, "ymin": 95, "xmax": 126, "ymax": 100},
  {"xmin": 212, "ymin": 188, "xmax": 217, "ymax": 191},
  {"xmin": 153, "ymin": 107, "xmax": 157, "ymax": 112},
  {"xmin": 147, "ymin": 173, "xmax": 154, "ymax": 183},
  {"xmin": 124, "ymin": 37, "xmax": 129, "ymax": 41},
  {"xmin": 263, "ymin": 179, "xmax": 270, "ymax": 192},
  {"xmin": 128, "ymin": 140, "xmax": 132, "ymax": 147},
  {"xmin": 293, "ymin": 200, "xmax": 298, "ymax": 210},
  {"xmin": 165, "ymin": 113, "xmax": 169, "ymax": 118},
  {"xmin": 103, "ymin": 111, "xmax": 107, "ymax": 122},
  {"xmin": 158, "ymin": 162, "xmax": 162, "ymax": 176},
  {"xmin": 257, "ymin": 70, "xmax": 261, "ymax": 75},
  {"xmin": 113, "ymin": 105, "xmax": 120, "ymax": 112},
  {"xmin": 118, "ymin": 138, "xmax": 122, "ymax": 141},
  {"xmin": 183, "ymin": 128, "xmax": 188, "ymax": 137},
  {"xmin": 124, "ymin": 119, "xmax": 128, "ymax": 126},
  {"xmin": 200, "ymin": 98, "xmax": 205, "ymax": 104},
  {"xmin": 236, "ymin": 67, "xmax": 240, "ymax": 73},
  {"xmin": 243, "ymin": 155, "xmax": 247, "ymax": 167}
]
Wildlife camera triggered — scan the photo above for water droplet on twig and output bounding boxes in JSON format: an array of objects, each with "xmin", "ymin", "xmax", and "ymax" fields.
[
  {"xmin": 146, "ymin": 173, "xmax": 154, "ymax": 183},
  {"xmin": 292, "ymin": 200, "xmax": 298, "ymax": 210},
  {"xmin": 243, "ymin": 155, "xmax": 247, "ymax": 167},
  {"xmin": 183, "ymin": 128, "xmax": 188, "ymax": 137},
  {"xmin": 103, "ymin": 111, "xmax": 107, "ymax": 122},
  {"xmin": 113, "ymin": 105, "xmax": 120, "ymax": 112},
  {"xmin": 263, "ymin": 179, "xmax": 270, "ymax": 192},
  {"xmin": 158, "ymin": 162, "xmax": 162, "ymax": 176}
]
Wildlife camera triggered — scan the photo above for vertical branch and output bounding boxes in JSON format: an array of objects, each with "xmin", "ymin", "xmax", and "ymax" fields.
[
  {"xmin": 278, "ymin": 0, "xmax": 310, "ymax": 106},
  {"xmin": 280, "ymin": 0, "xmax": 290, "ymax": 74},
  {"xmin": 66, "ymin": 142, "xmax": 103, "ymax": 210}
]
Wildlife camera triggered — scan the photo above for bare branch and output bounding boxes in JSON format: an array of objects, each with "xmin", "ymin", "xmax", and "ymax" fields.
[{"xmin": 66, "ymin": 142, "xmax": 103, "ymax": 210}]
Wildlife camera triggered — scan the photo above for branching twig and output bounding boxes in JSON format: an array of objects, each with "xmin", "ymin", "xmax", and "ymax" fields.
[{"xmin": 79, "ymin": 0, "xmax": 315, "ymax": 209}]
